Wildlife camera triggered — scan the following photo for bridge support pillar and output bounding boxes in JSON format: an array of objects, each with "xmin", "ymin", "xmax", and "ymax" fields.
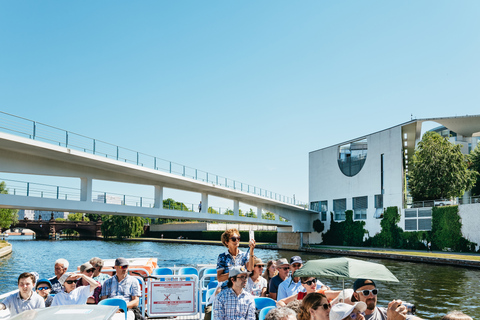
[
  {"xmin": 80, "ymin": 178, "xmax": 92, "ymax": 202},
  {"xmin": 154, "ymin": 185, "xmax": 164, "ymax": 209},
  {"xmin": 233, "ymin": 200, "xmax": 239, "ymax": 217},
  {"xmin": 201, "ymin": 193, "xmax": 208, "ymax": 213},
  {"xmin": 257, "ymin": 207, "xmax": 262, "ymax": 219},
  {"xmin": 277, "ymin": 227, "xmax": 301, "ymax": 250}
]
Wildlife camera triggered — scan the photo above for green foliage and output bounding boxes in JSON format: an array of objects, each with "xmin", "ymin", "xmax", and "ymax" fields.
[
  {"xmin": 322, "ymin": 211, "xmax": 367, "ymax": 246},
  {"xmin": 223, "ymin": 209, "xmax": 234, "ymax": 216},
  {"xmin": 67, "ymin": 213, "xmax": 89, "ymax": 222},
  {"xmin": 85, "ymin": 213, "xmax": 101, "ymax": 221},
  {"xmin": 408, "ymin": 131, "xmax": 477, "ymax": 201},
  {"xmin": 208, "ymin": 207, "xmax": 219, "ymax": 214},
  {"xmin": 240, "ymin": 209, "xmax": 257, "ymax": 218},
  {"xmin": 262, "ymin": 212, "xmax": 275, "ymax": 220},
  {"xmin": 55, "ymin": 218, "xmax": 66, "ymax": 221},
  {"xmin": 101, "ymin": 215, "xmax": 145, "ymax": 239},
  {"xmin": 470, "ymin": 143, "xmax": 480, "ymax": 196},
  {"xmin": 431, "ymin": 206, "xmax": 477, "ymax": 252},
  {"xmin": 147, "ymin": 230, "xmax": 277, "ymax": 242},
  {"xmin": 312, "ymin": 219, "xmax": 324, "ymax": 233},
  {"xmin": 371, "ymin": 207, "xmax": 404, "ymax": 248},
  {"xmin": 163, "ymin": 198, "xmax": 189, "ymax": 211},
  {"xmin": 0, "ymin": 181, "xmax": 18, "ymax": 230}
]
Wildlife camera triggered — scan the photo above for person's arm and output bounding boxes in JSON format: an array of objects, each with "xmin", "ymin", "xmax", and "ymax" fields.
[
  {"xmin": 217, "ymin": 269, "xmax": 228, "ymax": 282},
  {"xmin": 261, "ymin": 287, "xmax": 267, "ymax": 297},
  {"xmin": 387, "ymin": 300, "xmax": 424, "ymax": 320},
  {"xmin": 100, "ymin": 295, "xmax": 108, "ymax": 301},
  {"xmin": 277, "ymin": 292, "xmax": 298, "ymax": 307},
  {"xmin": 0, "ymin": 303, "xmax": 5, "ymax": 310},
  {"xmin": 269, "ymin": 278, "xmax": 278, "ymax": 300},
  {"xmin": 126, "ymin": 295, "xmax": 139, "ymax": 309},
  {"xmin": 76, "ymin": 274, "xmax": 100, "ymax": 292},
  {"xmin": 246, "ymin": 240, "xmax": 256, "ymax": 272}
]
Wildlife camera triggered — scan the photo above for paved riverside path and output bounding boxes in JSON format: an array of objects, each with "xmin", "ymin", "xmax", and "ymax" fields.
[{"xmin": 128, "ymin": 237, "xmax": 480, "ymax": 269}]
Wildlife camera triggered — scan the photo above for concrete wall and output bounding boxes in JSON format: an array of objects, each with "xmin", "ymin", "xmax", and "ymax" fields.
[
  {"xmin": 458, "ymin": 203, "xmax": 480, "ymax": 250},
  {"xmin": 277, "ymin": 232, "xmax": 301, "ymax": 250},
  {"xmin": 309, "ymin": 125, "xmax": 404, "ymax": 236}
]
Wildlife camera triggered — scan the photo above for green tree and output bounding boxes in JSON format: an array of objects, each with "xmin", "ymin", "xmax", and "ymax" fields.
[
  {"xmin": 85, "ymin": 213, "xmax": 101, "ymax": 221},
  {"xmin": 163, "ymin": 198, "xmax": 189, "ymax": 211},
  {"xmin": 408, "ymin": 131, "xmax": 477, "ymax": 201},
  {"xmin": 470, "ymin": 143, "xmax": 480, "ymax": 196},
  {"xmin": 0, "ymin": 181, "xmax": 18, "ymax": 230},
  {"xmin": 322, "ymin": 211, "xmax": 367, "ymax": 246},
  {"xmin": 67, "ymin": 213, "xmax": 89, "ymax": 222},
  {"xmin": 262, "ymin": 211, "xmax": 275, "ymax": 220},
  {"xmin": 371, "ymin": 207, "xmax": 404, "ymax": 248},
  {"xmin": 101, "ymin": 215, "xmax": 145, "ymax": 239}
]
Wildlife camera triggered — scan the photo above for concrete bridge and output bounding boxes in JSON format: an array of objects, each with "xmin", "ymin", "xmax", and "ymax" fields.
[
  {"xmin": 0, "ymin": 112, "xmax": 318, "ymax": 243},
  {"xmin": 10, "ymin": 213, "xmax": 102, "ymax": 239}
]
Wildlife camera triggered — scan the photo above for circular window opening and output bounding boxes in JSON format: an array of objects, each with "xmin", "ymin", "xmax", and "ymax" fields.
[{"xmin": 337, "ymin": 138, "xmax": 367, "ymax": 177}]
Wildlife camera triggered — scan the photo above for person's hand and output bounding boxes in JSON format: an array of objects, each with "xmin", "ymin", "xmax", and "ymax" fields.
[
  {"xmin": 249, "ymin": 239, "xmax": 256, "ymax": 249},
  {"xmin": 387, "ymin": 300, "xmax": 407, "ymax": 320}
]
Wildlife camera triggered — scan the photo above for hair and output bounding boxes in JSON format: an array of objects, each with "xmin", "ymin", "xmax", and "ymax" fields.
[
  {"xmin": 227, "ymin": 276, "xmax": 235, "ymax": 288},
  {"xmin": 262, "ymin": 260, "xmax": 278, "ymax": 283},
  {"xmin": 221, "ymin": 228, "xmax": 240, "ymax": 247},
  {"xmin": 298, "ymin": 292, "xmax": 327, "ymax": 320},
  {"xmin": 89, "ymin": 257, "xmax": 104, "ymax": 268},
  {"xmin": 55, "ymin": 258, "xmax": 69, "ymax": 269},
  {"xmin": 18, "ymin": 272, "xmax": 36, "ymax": 285},
  {"xmin": 286, "ymin": 299, "xmax": 302, "ymax": 314},
  {"xmin": 265, "ymin": 307, "xmax": 297, "ymax": 320},
  {"xmin": 442, "ymin": 311, "xmax": 473, "ymax": 320}
]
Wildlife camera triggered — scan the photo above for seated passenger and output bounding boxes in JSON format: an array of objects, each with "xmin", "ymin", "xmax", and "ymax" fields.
[
  {"xmin": 35, "ymin": 278, "xmax": 54, "ymax": 307},
  {"xmin": 245, "ymin": 257, "xmax": 267, "ymax": 297},
  {"xmin": 298, "ymin": 292, "xmax": 331, "ymax": 320},
  {"xmin": 100, "ymin": 257, "xmax": 141, "ymax": 320},
  {"xmin": 277, "ymin": 277, "xmax": 340, "ymax": 307},
  {"xmin": 269, "ymin": 258, "xmax": 290, "ymax": 300},
  {"xmin": 262, "ymin": 260, "xmax": 278, "ymax": 297},
  {"xmin": 51, "ymin": 272, "xmax": 100, "ymax": 306},
  {"xmin": 76, "ymin": 262, "xmax": 102, "ymax": 304},
  {"xmin": 49, "ymin": 258, "xmax": 69, "ymax": 294},
  {"xmin": 265, "ymin": 307, "xmax": 297, "ymax": 320},
  {"xmin": 329, "ymin": 302, "xmax": 367, "ymax": 320},
  {"xmin": 0, "ymin": 272, "xmax": 45, "ymax": 316},
  {"xmin": 90, "ymin": 257, "xmax": 111, "ymax": 285}
]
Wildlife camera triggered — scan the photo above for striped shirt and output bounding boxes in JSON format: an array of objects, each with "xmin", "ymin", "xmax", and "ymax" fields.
[{"xmin": 213, "ymin": 287, "xmax": 255, "ymax": 320}]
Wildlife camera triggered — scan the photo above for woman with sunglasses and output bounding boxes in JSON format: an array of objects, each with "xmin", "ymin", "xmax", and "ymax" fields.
[
  {"xmin": 35, "ymin": 278, "xmax": 53, "ymax": 307},
  {"xmin": 277, "ymin": 277, "xmax": 341, "ymax": 307},
  {"xmin": 245, "ymin": 257, "xmax": 267, "ymax": 297},
  {"xmin": 76, "ymin": 262, "xmax": 102, "ymax": 304},
  {"xmin": 51, "ymin": 271, "xmax": 100, "ymax": 306},
  {"xmin": 298, "ymin": 292, "xmax": 331, "ymax": 320},
  {"xmin": 262, "ymin": 260, "xmax": 277, "ymax": 296},
  {"xmin": 329, "ymin": 302, "xmax": 367, "ymax": 320}
]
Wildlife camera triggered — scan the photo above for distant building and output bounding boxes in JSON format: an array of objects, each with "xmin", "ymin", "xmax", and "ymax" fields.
[{"xmin": 309, "ymin": 115, "xmax": 480, "ymax": 237}]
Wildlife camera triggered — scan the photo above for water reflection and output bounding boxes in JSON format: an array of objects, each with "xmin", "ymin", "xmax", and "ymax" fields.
[{"xmin": 1, "ymin": 237, "xmax": 478, "ymax": 319}]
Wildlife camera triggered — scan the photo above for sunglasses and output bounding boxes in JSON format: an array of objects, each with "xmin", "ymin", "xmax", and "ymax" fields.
[
  {"xmin": 236, "ymin": 275, "xmax": 248, "ymax": 280},
  {"xmin": 230, "ymin": 236, "xmax": 241, "ymax": 242},
  {"xmin": 37, "ymin": 286, "xmax": 50, "ymax": 291},
  {"xmin": 357, "ymin": 289, "xmax": 378, "ymax": 296},
  {"xmin": 65, "ymin": 280, "xmax": 78, "ymax": 284},
  {"xmin": 320, "ymin": 303, "xmax": 331, "ymax": 310},
  {"xmin": 302, "ymin": 278, "xmax": 317, "ymax": 286},
  {"xmin": 86, "ymin": 268, "xmax": 96, "ymax": 273},
  {"xmin": 279, "ymin": 267, "xmax": 290, "ymax": 270},
  {"xmin": 255, "ymin": 265, "xmax": 264, "ymax": 268},
  {"xmin": 119, "ymin": 265, "xmax": 128, "ymax": 270}
]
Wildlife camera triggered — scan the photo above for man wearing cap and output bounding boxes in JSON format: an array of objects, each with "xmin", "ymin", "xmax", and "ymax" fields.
[
  {"xmin": 213, "ymin": 266, "xmax": 256, "ymax": 320},
  {"xmin": 277, "ymin": 256, "xmax": 325, "ymax": 301},
  {"xmin": 51, "ymin": 271, "xmax": 100, "ymax": 306},
  {"xmin": 35, "ymin": 278, "xmax": 54, "ymax": 307},
  {"xmin": 100, "ymin": 257, "xmax": 141, "ymax": 320},
  {"xmin": 49, "ymin": 258, "xmax": 69, "ymax": 294},
  {"xmin": 268, "ymin": 258, "xmax": 290, "ymax": 300},
  {"xmin": 90, "ymin": 257, "xmax": 111, "ymax": 285},
  {"xmin": 0, "ymin": 272, "xmax": 45, "ymax": 316},
  {"xmin": 76, "ymin": 262, "xmax": 102, "ymax": 304},
  {"xmin": 351, "ymin": 279, "xmax": 422, "ymax": 320}
]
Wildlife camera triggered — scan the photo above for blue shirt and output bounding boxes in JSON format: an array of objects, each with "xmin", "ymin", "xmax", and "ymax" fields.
[
  {"xmin": 216, "ymin": 249, "xmax": 249, "ymax": 276},
  {"xmin": 268, "ymin": 274, "xmax": 284, "ymax": 295},
  {"xmin": 1, "ymin": 291, "xmax": 45, "ymax": 316},
  {"xmin": 48, "ymin": 276, "xmax": 62, "ymax": 295},
  {"xmin": 100, "ymin": 274, "xmax": 140, "ymax": 302},
  {"xmin": 213, "ymin": 287, "xmax": 255, "ymax": 320}
]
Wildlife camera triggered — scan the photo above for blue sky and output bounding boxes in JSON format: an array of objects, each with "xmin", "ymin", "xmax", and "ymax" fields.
[{"xmin": 1, "ymin": 1, "xmax": 480, "ymax": 208}]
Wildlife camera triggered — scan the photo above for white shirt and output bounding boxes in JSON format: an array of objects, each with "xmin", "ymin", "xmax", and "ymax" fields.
[
  {"xmin": 245, "ymin": 276, "xmax": 267, "ymax": 297},
  {"xmin": 51, "ymin": 285, "xmax": 91, "ymax": 306}
]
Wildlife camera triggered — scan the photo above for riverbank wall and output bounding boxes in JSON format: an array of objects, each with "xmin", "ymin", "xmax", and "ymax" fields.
[{"xmin": 0, "ymin": 242, "xmax": 12, "ymax": 258}]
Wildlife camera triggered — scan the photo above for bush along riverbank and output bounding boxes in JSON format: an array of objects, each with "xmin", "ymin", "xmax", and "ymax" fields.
[{"xmin": 144, "ymin": 230, "xmax": 277, "ymax": 243}]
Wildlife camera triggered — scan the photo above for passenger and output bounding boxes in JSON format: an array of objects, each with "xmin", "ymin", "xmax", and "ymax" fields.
[
  {"xmin": 213, "ymin": 266, "xmax": 256, "ymax": 320},
  {"xmin": 286, "ymin": 299, "xmax": 301, "ymax": 315},
  {"xmin": 245, "ymin": 256, "xmax": 267, "ymax": 297},
  {"xmin": 298, "ymin": 292, "xmax": 331, "ymax": 320},
  {"xmin": 216, "ymin": 228, "xmax": 256, "ymax": 285},
  {"xmin": 51, "ymin": 272, "xmax": 100, "ymax": 306},
  {"xmin": 0, "ymin": 272, "xmax": 45, "ymax": 316},
  {"xmin": 269, "ymin": 258, "xmax": 290, "ymax": 300},
  {"xmin": 351, "ymin": 279, "xmax": 423, "ymax": 320},
  {"xmin": 277, "ymin": 277, "xmax": 339, "ymax": 307},
  {"xmin": 76, "ymin": 262, "xmax": 102, "ymax": 304},
  {"xmin": 330, "ymin": 302, "xmax": 367, "ymax": 320},
  {"xmin": 442, "ymin": 311, "xmax": 473, "ymax": 320},
  {"xmin": 262, "ymin": 259, "xmax": 278, "ymax": 296},
  {"xmin": 35, "ymin": 278, "xmax": 54, "ymax": 307},
  {"xmin": 265, "ymin": 306, "xmax": 297, "ymax": 320},
  {"xmin": 277, "ymin": 256, "xmax": 326, "ymax": 300},
  {"xmin": 100, "ymin": 257, "xmax": 141, "ymax": 320},
  {"xmin": 89, "ymin": 257, "xmax": 111, "ymax": 285},
  {"xmin": 49, "ymin": 258, "xmax": 69, "ymax": 294}
]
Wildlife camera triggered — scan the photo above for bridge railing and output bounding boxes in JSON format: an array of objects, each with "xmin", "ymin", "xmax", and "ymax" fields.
[{"xmin": 0, "ymin": 111, "xmax": 307, "ymax": 208}]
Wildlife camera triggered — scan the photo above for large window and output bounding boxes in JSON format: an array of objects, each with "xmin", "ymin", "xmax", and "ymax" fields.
[
  {"xmin": 374, "ymin": 194, "xmax": 383, "ymax": 218},
  {"xmin": 353, "ymin": 196, "xmax": 367, "ymax": 220},
  {"xmin": 320, "ymin": 201, "xmax": 328, "ymax": 221},
  {"xmin": 338, "ymin": 139, "xmax": 368, "ymax": 177},
  {"xmin": 333, "ymin": 198, "xmax": 346, "ymax": 221}
]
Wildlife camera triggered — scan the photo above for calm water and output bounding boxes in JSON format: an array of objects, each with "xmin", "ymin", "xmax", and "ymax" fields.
[{"xmin": 1, "ymin": 236, "xmax": 479, "ymax": 319}]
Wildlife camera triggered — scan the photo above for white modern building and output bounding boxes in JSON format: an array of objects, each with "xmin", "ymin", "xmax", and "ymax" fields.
[{"xmin": 309, "ymin": 115, "xmax": 480, "ymax": 238}]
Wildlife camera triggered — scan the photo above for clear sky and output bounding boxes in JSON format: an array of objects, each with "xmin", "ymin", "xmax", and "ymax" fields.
[{"xmin": 1, "ymin": 1, "xmax": 479, "ymax": 208}]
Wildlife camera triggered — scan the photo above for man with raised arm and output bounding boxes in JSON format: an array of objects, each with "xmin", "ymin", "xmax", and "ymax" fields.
[{"xmin": 100, "ymin": 257, "xmax": 141, "ymax": 320}]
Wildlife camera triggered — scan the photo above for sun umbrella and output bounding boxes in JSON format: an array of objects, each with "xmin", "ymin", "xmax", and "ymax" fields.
[{"xmin": 293, "ymin": 257, "xmax": 398, "ymax": 300}]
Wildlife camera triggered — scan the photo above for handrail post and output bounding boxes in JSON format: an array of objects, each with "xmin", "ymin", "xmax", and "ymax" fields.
[
  {"xmin": 32, "ymin": 122, "xmax": 36, "ymax": 139},
  {"xmin": 140, "ymin": 197, "xmax": 143, "ymax": 207},
  {"xmin": 117, "ymin": 146, "xmax": 119, "ymax": 160},
  {"xmin": 66, "ymin": 131, "xmax": 69, "ymax": 147},
  {"xmin": 57, "ymin": 186, "xmax": 59, "ymax": 199},
  {"xmin": 27, "ymin": 183, "xmax": 30, "ymax": 196},
  {"xmin": 93, "ymin": 139, "xmax": 96, "ymax": 154},
  {"xmin": 104, "ymin": 192, "xmax": 107, "ymax": 203}
]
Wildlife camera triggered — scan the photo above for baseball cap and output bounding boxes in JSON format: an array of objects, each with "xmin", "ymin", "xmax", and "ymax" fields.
[
  {"xmin": 228, "ymin": 266, "xmax": 251, "ymax": 278},
  {"xmin": 59, "ymin": 272, "xmax": 75, "ymax": 286},
  {"xmin": 351, "ymin": 279, "xmax": 376, "ymax": 302},
  {"xmin": 115, "ymin": 257, "xmax": 129, "ymax": 267},
  {"xmin": 330, "ymin": 302, "xmax": 367, "ymax": 320},
  {"xmin": 35, "ymin": 278, "xmax": 52, "ymax": 290},
  {"xmin": 80, "ymin": 262, "xmax": 94, "ymax": 272},
  {"xmin": 254, "ymin": 257, "xmax": 265, "ymax": 266},
  {"xmin": 290, "ymin": 256, "xmax": 303, "ymax": 265},
  {"xmin": 276, "ymin": 258, "xmax": 289, "ymax": 267}
]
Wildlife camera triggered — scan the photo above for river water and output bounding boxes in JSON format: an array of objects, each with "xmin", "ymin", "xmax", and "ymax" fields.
[{"xmin": 1, "ymin": 236, "xmax": 478, "ymax": 319}]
